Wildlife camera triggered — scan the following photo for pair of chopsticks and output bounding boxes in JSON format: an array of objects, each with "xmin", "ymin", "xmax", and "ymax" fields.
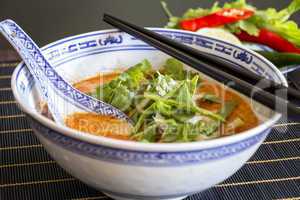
[{"xmin": 103, "ymin": 14, "xmax": 300, "ymax": 118}]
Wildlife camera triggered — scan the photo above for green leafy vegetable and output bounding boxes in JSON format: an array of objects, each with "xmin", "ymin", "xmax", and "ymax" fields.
[
  {"xmin": 162, "ymin": 0, "xmax": 300, "ymax": 47},
  {"xmin": 118, "ymin": 59, "xmax": 152, "ymax": 90},
  {"xmin": 255, "ymin": 51, "xmax": 300, "ymax": 67},
  {"xmin": 163, "ymin": 58, "xmax": 185, "ymax": 80},
  {"xmin": 134, "ymin": 124, "xmax": 158, "ymax": 142},
  {"xmin": 248, "ymin": 0, "xmax": 300, "ymax": 45},
  {"xmin": 226, "ymin": 20, "xmax": 260, "ymax": 36},
  {"xmin": 143, "ymin": 93, "xmax": 224, "ymax": 121},
  {"xmin": 219, "ymin": 100, "xmax": 239, "ymax": 119},
  {"xmin": 90, "ymin": 58, "xmax": 241, "ymax": 143},
  {"xmin": 109, "ymin": 85, "xmax": 133, "ymax": 111},
  {"xmin": 201, "ymin": 93, "xmax": 221, "ymax": 103},
  {"xmin": 175, "ymin": 82, "xmax": 195, "ymax": 106},
  {"xmin": 133, "ymin": 103, "xmax": 156, "ymax": 133},
  {"xmin": 161, "ymin": 0, "xmax": 253, "ymax": 29},
  {"xmin": 91, "ymin": 59, "xmax": 152, "ymax": 112},
  {"xmin": 147, "ymin": 72, "xmax": 178, "ymax": 96}
]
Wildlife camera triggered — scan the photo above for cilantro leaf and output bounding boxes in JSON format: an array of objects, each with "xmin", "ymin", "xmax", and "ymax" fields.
[
  {"xmin": 134, "ymin": 124, "xmax": 158, "ymax": 142},
  {"xmin": 144, "ymin": 92, "xmax": 224, "ymax": 121},
  {"xmin": 163, "ymin": 58, "xmax": 185, "ymax": 80},
  {"xmin": 119, "ymin": 59, "xmax": 152, "ymax": 90},
  {"xmin": 175, "ymin": 82, "xmax": 195, "ymax": 106},
  {"xmin": 148, "ymin": 72, "xmax": 178, "ymax": 96},
  {"xmin": 91, "ymin": 59, "xmax": 152, "ymax": 112},
  {"xmin": 219, "ymin": 100, "xmax": 239, "ymax": 119},
  {"xmin": 110, "ymin": 85, "xmax": 133, "ymax": 112},
  {"xmin": 201, "ymin": 93, "xmax": 221, "ymax": 103},
  {"xmin": 89, "ymin": 57, "xmax": 241, "ymax": 143}
]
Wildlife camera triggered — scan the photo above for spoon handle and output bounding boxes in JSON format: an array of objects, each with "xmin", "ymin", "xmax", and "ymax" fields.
[
  {"xmin": 0, "ymin": 20, "xmax": 65, "ymax": 123},
  {"xmin": 0, "ymin": 19, "xmax": 130, "ymax": 123}
]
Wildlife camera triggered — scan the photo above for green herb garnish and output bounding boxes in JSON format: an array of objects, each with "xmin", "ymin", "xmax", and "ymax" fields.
[{"xmin": 90, "ymin": 58, "xmax": 240, "ymax": 143}]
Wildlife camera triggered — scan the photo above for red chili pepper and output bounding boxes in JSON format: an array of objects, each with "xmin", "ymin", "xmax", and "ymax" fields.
[
  {"xmin": 180, "ymin": 8, "xmax": 254, "ymax": 32},
  {"xmin": 236, "ymin": 29, "xmax": 300, "ymax": 54}
]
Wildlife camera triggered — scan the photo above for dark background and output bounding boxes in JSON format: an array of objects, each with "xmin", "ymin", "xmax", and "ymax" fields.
[{"xmin": 0, "ymin": 0, "xmax": 299, "ymax": 47}]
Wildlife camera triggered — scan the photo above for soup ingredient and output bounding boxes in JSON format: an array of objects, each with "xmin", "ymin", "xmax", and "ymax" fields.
[
  {"xmin": 162, "ymin": 57, "xmax": 201, "ymax": 81},
  {"xmin": 179, "ymin": 8, "xmax": 254, "ymax": 32},
  {"xmin": 129, "ymin": 72, "xmax": 225, "ymax": 142},
  {"xmin": 196, "ymin": 78, "xmax": 258, "ymax": 131},
  {"xmin": 65, "ymin": 113, "xmax": 131, "ymax": 140},
  {"xmin": 255, "ymin": 51, "xmax": 300, "ymax": 67},
  {"xmin": 200, "ymin": 93, "xmax": 221, "ymax": 103},
  {"xmin": 40, "ymin": 57, "xmax": 258, "ymax": 142},
  {"xmin": 85, "ymin": 58, "xmax": 257, "ymax": 143},
  {"xmin": 224, "ymin": 117, "xmax": 245, "ymax": 136},
  {"xmin": 73, "ymin": 73, "xmax": 117, "ymax": 94},
  {"xmin": 161, "ymin": 0, "xmax": 300, "ymax": 54},
  {"xmin": 90, "ymin": 59, "xmax": 151, "ymax": 112},
  {"xmin": 219, "ymin": 100, "xmax": 238, "ymax": 119}
]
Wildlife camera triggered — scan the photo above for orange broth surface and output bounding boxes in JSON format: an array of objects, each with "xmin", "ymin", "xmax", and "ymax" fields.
[{"xmin": 65, "ymin": 73, "xmax": 259, "ymax": 141}]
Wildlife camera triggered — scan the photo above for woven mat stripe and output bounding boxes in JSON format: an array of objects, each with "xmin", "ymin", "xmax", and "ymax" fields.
[
  {"xmin": 0, "ymin": 104, "xmax": 23, "ymax": 116},
  {"xmin": 1, "ymin": 147, "xmax": 52, "ymax": 166},
  {"xmin": 197, "ymin": 181, "xmax": 300, "ymax": 200},
  {"xmin": 1, "ymin": 177, "xmax": 299, "ymax": 199},
  {"xmin": 0, "ymin": 62, "xmax": 19, "ymax": 68},
  {"xmin": 0, "ymin": 164, "xmax": 73, "ymax": 185},
  {"xmin": 0, "ymin": 131, "xmax": 39, "ymax": 148},
  {"xmin": 0, "ymin": 67, "xmax": 15, "ymax": 76},
  {"xmin": 0, "ymin": 79, "xmax": 11, "ymax": 88},
  {"xmin": 268, "ymin": 125, "xmax": 300, "ymax": 141},
  {"xmin": 251, "ymin": 141, "xmax": 300, "ymax": 160},
  {"xmin": 0, "ymin": 75, "xmax": 12, "ymax": 79},
  {"xmin": 0, "ymin": 87, "xmax": 12, "ymax": 91},
  {"xmin": 223, "ymin": 161, "xmax": 300, "ymax": 183},
  {"xmin": 0, "ymin": 63, "xmax": 15, "ymax": 89},
  {"xmin": 0, "ymin": 114, "xmax": 25, "ymax": 119},
  {"xmin": 0, "ymin": 117, "xmax": 30, "ymax": 133},
  {"xmin": 0, "ymin": 179, "xmax": 103, "ymax": 200},
  {"xmin": 0, "ymin": 90, "xmax": 15, "ymax": 101}
]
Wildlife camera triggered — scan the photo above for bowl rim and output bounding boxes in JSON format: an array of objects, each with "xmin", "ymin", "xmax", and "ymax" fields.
[{"xmin": 11, "ymin": 28, "xmax": 285, "ymax": 152}]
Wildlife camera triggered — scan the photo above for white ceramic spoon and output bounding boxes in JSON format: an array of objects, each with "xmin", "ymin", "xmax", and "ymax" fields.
[{"xmin": 0, "ymin": 19, "xmax": 130, "ymax": 125}]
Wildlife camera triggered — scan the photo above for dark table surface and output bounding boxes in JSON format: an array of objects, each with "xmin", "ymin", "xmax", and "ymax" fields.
[{"xmin": 0, "ymin": 1, "xmax": 300, "ymax": 200}]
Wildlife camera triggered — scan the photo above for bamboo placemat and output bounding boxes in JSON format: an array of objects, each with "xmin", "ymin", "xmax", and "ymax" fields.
[{"xmin": 0, "ymin": 61, "xmax": 299, "ymax": 200}]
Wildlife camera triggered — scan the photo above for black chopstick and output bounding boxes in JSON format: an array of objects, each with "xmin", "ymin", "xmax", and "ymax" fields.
[
  {"xmin": 103, "ymin": 14, "xmax": 300, "ymax": 117},
  {"xmin": 104, "ymin": 14, "xmax": 300, "ymax": 101}
]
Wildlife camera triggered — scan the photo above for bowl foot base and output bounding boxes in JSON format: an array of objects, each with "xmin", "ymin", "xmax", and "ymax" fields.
[{"xmin": 103, "ymin": 192, "xmax": 188, "ymax": 200}]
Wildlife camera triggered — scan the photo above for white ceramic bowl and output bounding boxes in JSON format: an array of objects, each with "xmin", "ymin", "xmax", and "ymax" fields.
[{"xmin": 11, "ymin": 28, "xmax": 287, "ymax": 200}]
